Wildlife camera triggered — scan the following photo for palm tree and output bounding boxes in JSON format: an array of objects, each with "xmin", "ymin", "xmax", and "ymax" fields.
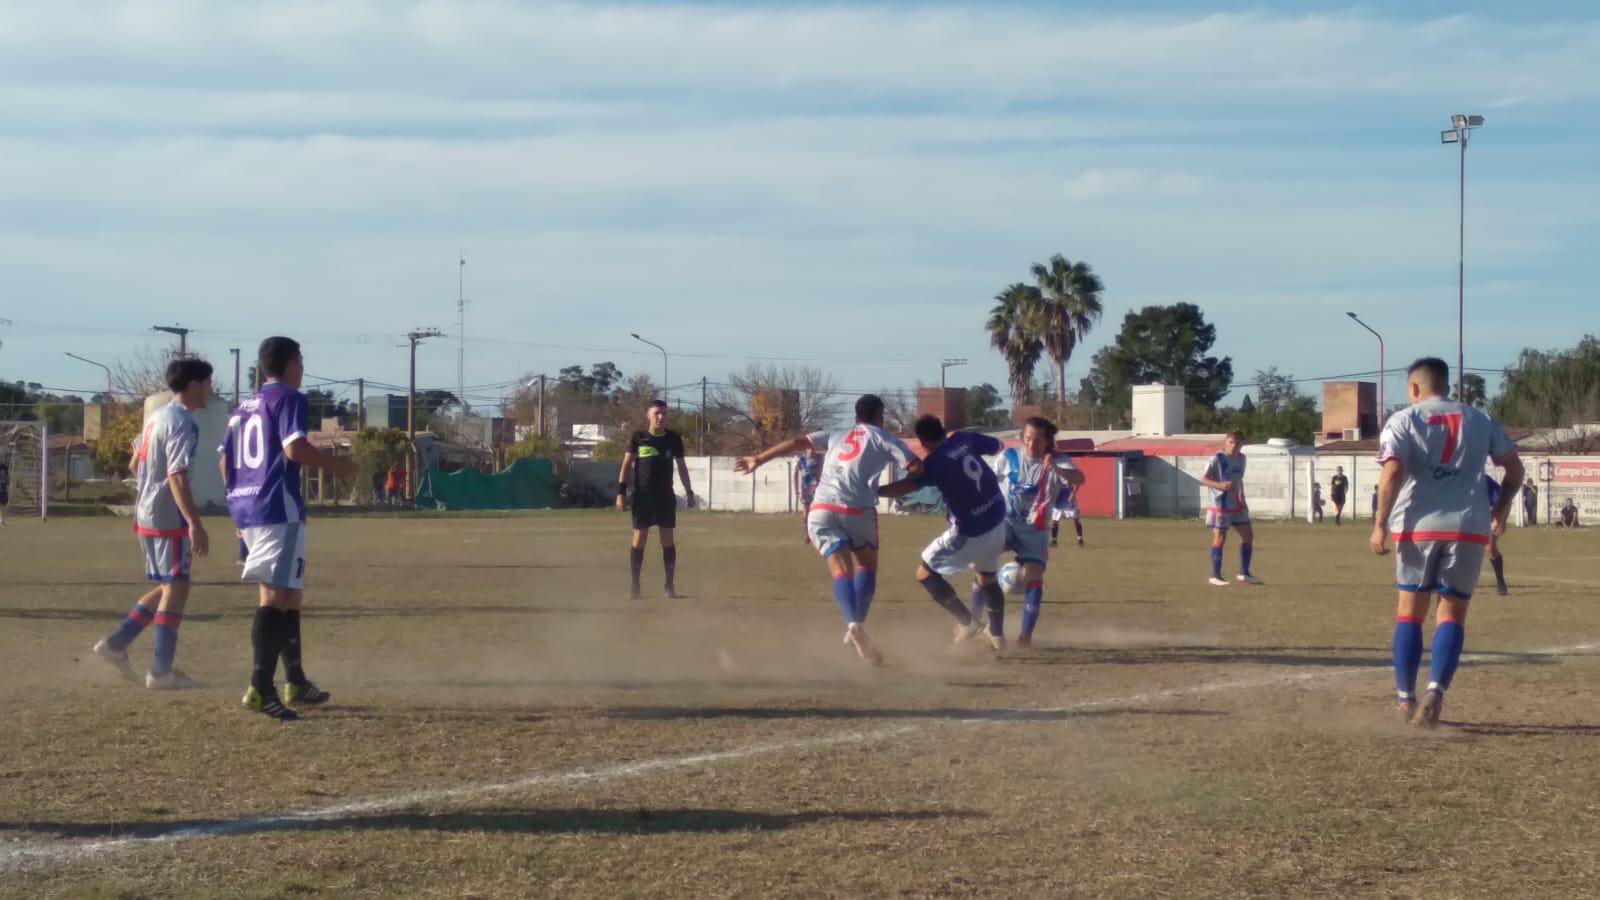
[
  {"xmin": 1030, "ymin": 254, "xmax": 1105, "ymax": 405},
  {"xmin": 987, "ymin": 283, "xmax": 1044, "ymax": 405}
]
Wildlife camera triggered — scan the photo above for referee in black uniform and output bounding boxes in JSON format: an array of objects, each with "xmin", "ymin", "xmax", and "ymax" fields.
[{"xmin": 617, "ymin": 399, "xmax": 695, "ymax": 599}]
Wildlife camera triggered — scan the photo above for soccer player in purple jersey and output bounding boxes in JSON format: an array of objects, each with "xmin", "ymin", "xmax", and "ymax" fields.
[
  {"xmin": 221, "ymin": 337, "xmax": 359, "ymax": 720},
  {"xmin": 94, "ymin": 357, "xmax": 214, "ymax": 689},
  {"xmin": 1372, "ymin": 358, "xmax": 1523, "ymax": 728},
  {"xmin": 878, "ymin": 415, "xmax": 1008, "ymax": 648},
  {"xmin": 736, "ymin": 395, "xmax": 920, "ymax": 665}
]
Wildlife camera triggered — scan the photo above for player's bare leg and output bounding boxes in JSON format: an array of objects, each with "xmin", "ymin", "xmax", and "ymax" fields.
[
  {"xmin": 629, "ymin": 528, "xmax": 649, "ymax": 599},
  {"xmin": 659, "ymin": 526, "xmax": 678, "ymax": 598},
  {"xmin": 1234, "ymin": 522, "xmax": 1261, "ymax": 585},
  {"xmin": 1489, "ymin": 536, "xmax": 1507, "ymax": 595}
]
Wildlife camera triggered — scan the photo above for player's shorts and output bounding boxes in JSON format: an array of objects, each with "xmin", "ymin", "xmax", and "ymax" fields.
[
  {"xmin": 1330, "ymin": 493, "xmax": 1347, "ymax": 508},
  {"xmin": 1004, "ymin": 518, "xmax": 1050, "ymax": 568},
  {"xmin": 922, "ymin": 521, "xmax": 1006, "ymax": 577},
  {"xmin": 799, "ymin": 491, "xmax": 816, "ymax": 510},
  {"xmin": 807, "ymin": 505, "xmax": 878, "ymax": 558},
  {"xmin": 239, "ymin": 522, "xmax": 308, "ymax": 590},
  {"xmin": 1205, "ymin": 507, "xmax": 1252, "ymax": 530},
  {"xmin": 1051, "ymin": 504, "xmax": 1079, "ymax": 521},
  {"xmin": 138, "ymin": 532, "xmax": 192, "ymax": 583},
  {"xmin": 631, "ymin": 492, "xmax": 677, "ymax": 530},
  {"xmin": 1395, "ymin": 536, "xmax": 1487, "ymax": 600}
]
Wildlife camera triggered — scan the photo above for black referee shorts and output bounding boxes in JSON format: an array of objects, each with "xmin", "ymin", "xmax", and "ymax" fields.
[{"xmin": 631, "ymin": 492, "xmax": 678, "ymax": 530}]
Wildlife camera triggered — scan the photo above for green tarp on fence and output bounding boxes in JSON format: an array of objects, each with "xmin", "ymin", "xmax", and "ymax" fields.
[{"xmin": 414, "ymin": 458, "xmax": 556, "ymax": 510}]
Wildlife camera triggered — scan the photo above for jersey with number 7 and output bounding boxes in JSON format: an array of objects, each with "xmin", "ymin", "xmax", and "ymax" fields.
[
  {"xmin": 220, "ymin": 382, "xmax": 311, "ymax": 528},
  {"xmin": 1377, "ymin": 397, "xmax": 1515, "ymax": 540},
  {"xmin": 805, "ymin": 425, "xmax": 916, "ymax": 512}
]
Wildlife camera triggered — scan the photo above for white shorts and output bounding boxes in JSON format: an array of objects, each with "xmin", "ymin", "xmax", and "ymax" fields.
[
  {"xmin": 138, "ymin": 533, "xmax": 192, "ymax": 583},
  {"xmin": 1396, "ymin": 537, "xmax": 1487, "ymax": 601},
  {"xmin": 1051, "ymin": 505, "xmax": 1079, "ymax": 521},
  {"xmin": 240, "ymin": 522, "xmax": 308, "ymax": 590},
  {"xmin": 1205, "ymin": 507, "xmax": 1252, "ymax": 530},
  {"xmin": 806, "ymin": 506, "xmax": 878, "ymax": 558},
  {"xmin": 922, "ymin": 522, "xmax": 1006, "ymax": 578}
]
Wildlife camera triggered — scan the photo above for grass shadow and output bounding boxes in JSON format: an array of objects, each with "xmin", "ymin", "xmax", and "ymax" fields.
[{"xmin": 1447, "ymin": 721, "xmax": 1600, "ymax": 737}]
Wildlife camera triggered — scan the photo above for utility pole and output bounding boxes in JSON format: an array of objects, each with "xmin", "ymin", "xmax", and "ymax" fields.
[
  {"xmin": 230, "ymin": 348, "xmax": 241, "ymax": 407},
  {"xmin": 152, "ymin": 324, "xmax": 191, "ymax": 357},
  {"xmin": 406, "ymin": 328, "xmax": 445, "ymax": 500},
  {"xmin": 700, "ymin": 376, "xmax": 708, "ymax": 455},
  {"xmin": 356, "ymin": 378, "xmax": 366, "ymax": 430},
  {"xmin": 457, "ymin": 255, "xmax": 468, "ymax": 414},
  {"xmin": 537, "ymin": 374, "xmax": 547, "ymax": 438}
]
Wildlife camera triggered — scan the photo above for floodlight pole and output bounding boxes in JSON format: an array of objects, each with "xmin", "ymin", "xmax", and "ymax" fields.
[
  {"xmin": 940, "ymin": 358, "xmax": 967, "ymax": 390},
  {"xmin": 406, "ymin": 328, "xmax": 445, "ymax": 500},
  {"xmin": 1344, "ymin": 313, "xmax": 1384, "ymax": 433},
  {"xmin": 152, "ymin": 324, "xmax": 191, "ymax": 357},
  {"xmin": 230, "ymin": 348, "xmax": 241, "ymax": 407},
  {"xmin": 1442, "ymin": 114, "xmax": 1483, "ymax": 402}
]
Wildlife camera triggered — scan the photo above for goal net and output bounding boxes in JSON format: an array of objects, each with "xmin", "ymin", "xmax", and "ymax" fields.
[{"xmin": 0, "ymin": 421, "xmax": 48, "ymax": 522}]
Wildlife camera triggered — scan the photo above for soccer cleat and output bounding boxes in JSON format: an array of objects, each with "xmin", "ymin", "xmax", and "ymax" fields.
[
  {"xmin": 1496, "ymin": 583, "xmax": 1508, "ymax": 597},
  {"xmin": 1237, "ymin": 574, "xmax": 1264, "ymax": 586},
  {"xmin": 628, "ymin": 589, "xmax": 641, "ymax": 601},
  {"xmin": 664, "ymin": 587, "xmax": 679, "ymax": 600},
  {"xmin": 93, "ymin": 639, "xmax": 128, "ymax": 665},
  {"xmin": 845, "ymin": 623, "xmax": 884, "ymax": 666},
  {"xmin": 242, "ymin": 686, "xmax": 300, "ymax": 721},
  {"xmin": 1411, "ymin": 689, "xmax": 1444, "ymax": 729},
  {"xmin": 1015, "ymin": 634, "xmax": 1032, "ymax": 650},
  {"xmin": 1208, "ymin": 577, "xmax": 1229, "ymax": 587},
  {"xmin": 1076, "ymin": 538, "xmax": 1085, "ymax": 547},
  {"xmin": 952, "ymin": 619, "xmax": 986, "ymax": 644},
  {"xmin": 284, "ymin": 681, "xmax": 331, "ymax": 705},
  {"xmin": 1394, "ymin": 695, "xmax": 1418, "ymax": 724},
  {"xmin": 1049, "ymin": 539, "xmax": 1059, "ymax": 548},
  {"xmin": 988, "ymin": 633, "xmax": 1007, "ymax": 651},
  {"xmin": 145, "ymin": 670, "xmax": 200, "ymax": 691}
]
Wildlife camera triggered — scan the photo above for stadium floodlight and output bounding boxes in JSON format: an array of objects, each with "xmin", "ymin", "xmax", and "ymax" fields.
[
  {"xmin": 630, "ymin": 333, "xmax": 669, "ymax": 401},
  {"xmin": 939, "ymin": 358, "xmax": 967, "ymax": 390},
  {"xmin": 1344, "ymin": 314, "xmax": 1385, "ymax": 431},
  {"xmin": 1441, "ymin": 113, "xmax": 1485, "ymax": 402}
]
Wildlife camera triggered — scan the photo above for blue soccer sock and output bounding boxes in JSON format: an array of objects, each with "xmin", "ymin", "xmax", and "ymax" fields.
[
  {"xmin": 917, "ymin": 572, "xmax": 972, "ymax": 624},
  {"xmin": 1392, "ymin": 616, "xmax": 1424, "ymax": 697},
  {"xmin": 852, "ymin": 567, "xmax": 877, "ymax": 623},
  {"xmin": 1428, "ymin": 619, "xmax": 1466, "ymax": 692},
  {"xmin": 1210, "ymin": 547, "xmax": 1224, "ymax": 579},
  {"xmin": 1239, "ymin": 542, "xmax": 1254, "ymax": 576},
  {"xmin": 105, "ymin": 603, "xmax": 156, "ymax": 653},
  {"xmin": 830, "ymin": 574, "xmax": 859, "ymax": 625},
  {"xmin": 1019, "ymin": 582, "xmax": 1043, "ymax": 638},
  {"xmin": 151, "ymin": 611, "xmax": 182, "ymax": 677}
]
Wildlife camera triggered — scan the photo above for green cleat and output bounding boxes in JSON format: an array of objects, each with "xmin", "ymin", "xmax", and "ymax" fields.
[
  {"xmin": 243, "ymin": 685, "xmax": 300, "ymax": 721},
  {"xmin": 284, "ymin": 681, "xmax": 331, "ymax": 705}
]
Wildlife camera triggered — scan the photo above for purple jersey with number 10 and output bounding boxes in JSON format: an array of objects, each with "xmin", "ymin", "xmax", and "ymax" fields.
[{"xmin": 221, "ymin": 382, "xmax": 311, "ymax": 528}]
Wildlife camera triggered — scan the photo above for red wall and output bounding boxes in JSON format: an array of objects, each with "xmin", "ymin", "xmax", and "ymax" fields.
[{"xmin": 1067, "ymin": 455, "xmax": 1121, "ymax": 518}]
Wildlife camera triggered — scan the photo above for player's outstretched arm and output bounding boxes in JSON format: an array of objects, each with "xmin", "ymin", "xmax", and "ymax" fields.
[
  {"xmin": 877, "ymin": 478, "xmax": 918, "ymax": 499},
  {"xmin": 735, "ymin": 435, "xmax": 812, "ymax": 474},
  {"xmin": 1370, "ymin": 459, "xmax": 1404, "ymax": 555},
  {"xmin": 283, "ymin": 438, "xmax": 359, "ymax": 478}
]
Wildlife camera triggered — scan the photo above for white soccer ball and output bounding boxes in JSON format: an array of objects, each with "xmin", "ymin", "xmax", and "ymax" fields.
[{"xmin": 998, "ymin": 561, "xmax": 1026, "ymax": 596}]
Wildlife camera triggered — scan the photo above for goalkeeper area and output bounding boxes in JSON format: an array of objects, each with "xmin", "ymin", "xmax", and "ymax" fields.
[
  {"xmin": 0, "ymin": 421, "xmax": 48, "ymax": 522},
  {"xmin": 1, "ymin": 513, "xmax": 1598, "ymax": 897}
]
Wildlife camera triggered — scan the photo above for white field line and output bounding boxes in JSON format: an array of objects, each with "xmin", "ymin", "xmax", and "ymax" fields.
[
  {"xmin": 1517, "ymin": 575, "xmax": 1598, "ymax": 587},
  {"xmin": 2, "ymin": 640, "xmax": 1595, "ymax": 873}
]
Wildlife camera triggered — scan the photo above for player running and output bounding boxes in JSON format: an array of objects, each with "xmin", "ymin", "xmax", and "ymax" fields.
[
  {"xmin": 989, "ymin": 417, "xmax": 1084, "ymax": 649},
  {"xmin": 1485, "ymin": 476, "xmax": 1508, "ymax": 596},
  {"xmin": 1329, "ymin": 466, "xmax": 1349, "ymax": 526},
  {"xmin": 794, "ymin": 445, "xmax": 821, "ymax": 543},
  {"xmin": 94, "ymin": 357, "xmax": 214, "ymax": 689},
  {"xmin": 1372, "ymin": 357, "xmax": 1523, "ymax": 729},
  {"xmin": 735, "ymin": 395, "xmax": 919, "ymax": 665},
  {"xmin": 1200, "ymin": 431, "xmax": 1262, "ymax": 587},
  {"xmin": 616, "ymin": 399, "xmax": 695, "ymax": 599},
  {"xmin": 1050, "ymin": 481, "xmax": 1084, "ymax": 548},
  {"xmin": 878, "ymin": 415, "xmax": 1007, "ymax": 647},
  {"xmin": 222, "ymin": 337, "xmax": 359, "ymax": 721}
]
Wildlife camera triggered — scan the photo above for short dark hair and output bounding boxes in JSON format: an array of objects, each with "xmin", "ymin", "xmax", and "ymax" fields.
[
  {"xmin": 1226, "ymin": 429, "xmax": 1246, "ymax": 443},
  {"xmin": 855, "ymin": 394, "xmax": 886, "ymax": 425},
  {"xmin": 914, "ymin": 414, "xmax": 946, "ymax": 447},
  {"xmin": 1022, "ymin": 416, "xmax": 1058, "ymax": 444},
  {"xmin": 648, "ymin": 399, "xmax": 669, "ymax": 411},
  {"xmin": 258, "ymin": 336, "xmax": 302, "ymax": 378},
  {"xmin": 165, "ymin": 357, "xmax": 214, "ymax": 392},
  {"xmin": 1408, "ymin": 357, "xmax": 1450, "ymax": 392}
]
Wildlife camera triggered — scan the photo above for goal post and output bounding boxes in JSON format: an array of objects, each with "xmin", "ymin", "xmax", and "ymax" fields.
[{"xmin": 0, "ymin": 420, "xmax": 48, "ymax": 522}]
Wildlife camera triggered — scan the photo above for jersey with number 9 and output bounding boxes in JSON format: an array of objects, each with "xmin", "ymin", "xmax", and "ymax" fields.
[
  {"xmin": 220, "ymin": 382, "xmax": 311, "ymax": 528},
  {"xmin": 915, "ymin": 431, "xmax": 1005, "ymax": 535}
]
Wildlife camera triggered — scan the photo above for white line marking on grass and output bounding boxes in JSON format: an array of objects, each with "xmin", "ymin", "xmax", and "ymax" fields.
[
  {"xmin": 1518, "ymin": 575, "xmax": 1597, "ymax": 587},
  {"xmin": 2, "ymin": 641, "xmax": 1595, "ymax": 873}
]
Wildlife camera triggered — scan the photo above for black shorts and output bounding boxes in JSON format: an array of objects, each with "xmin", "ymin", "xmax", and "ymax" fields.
[
  {"xmin": 1331, "ymin": 494, "xmax": 1346, "ymax": 507},
  {"xmin": 632, "ymin": 492, "xmax": 677, "ymax": 530}
]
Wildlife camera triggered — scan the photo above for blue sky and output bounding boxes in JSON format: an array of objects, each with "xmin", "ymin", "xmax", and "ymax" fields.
[{"xmin": 2, "ymin": 1, "xmax": 1597, "ymax": 412}]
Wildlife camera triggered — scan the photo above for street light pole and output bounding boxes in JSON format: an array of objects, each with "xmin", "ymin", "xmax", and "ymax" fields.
[
  {"xmin": 630, "ymin": 333, "xmax": 669, "ymax": 399},
  {"xmin": 1441, "ymin": 114, "xmax": 1483, "ymax": 402},
  {"xmin": 939, "ymin": 358, "xmax": 968, "ymax": 390},
  {"xmin": 64, "ymin": 352, "xmax": 114, "ymax": 399},
  {"xmin": 151, "ymin": 324, "xmax": 191, "ymax": 357},
  {"xmin": 1344, "ymin": 313, "xmax": 1385, "ymax": 434},
  {"xmin": 230, "ymin": 348, "xmax": 241, "ymax": 407},
  {"xmin": 405, "ymin": 328, "xmax": 445, "ymax": 501}
]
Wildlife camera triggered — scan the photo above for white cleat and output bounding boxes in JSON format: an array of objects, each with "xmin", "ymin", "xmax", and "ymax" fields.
[
  {"xmin": 1236, "ymin": 574, "xmax": 1264, "ymax": 586},
  {"xmin": 988, "ymin": 633, "xmax": 1007, "ymax": 652},
  {"xmin": 92, "ymin": 640, "xmax": 128, "ymax": 664},
  {"xmin": 145, "ymin": 670, "xmax": 200, "ymax": 691},
  {"xmin": 846, "ymin": 623, "xmax": 884, "ymax": 666},
  {"xmin": 1208, "ymin": 577, "xmax": 1229, "ymax": 587},
  {"xmin": 952, "ymin": 619, "xmax": 987, "ymax": 644}
]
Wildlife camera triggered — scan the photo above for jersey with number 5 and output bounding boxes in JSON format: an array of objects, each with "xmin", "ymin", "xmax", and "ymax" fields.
[
  {"xmin": 806, "ymin": 425, "xmax": 916, "ymax": 512},
  {"xmin": 220, "ymin": 382, "xmax": 311, "ymax": 527},
  {"xmin": 1377, "ymin": 397, "xmax": 1514, "ymax": 540},
  {"xmin": 915, "ymin": 431, "xmax": 1005, "ymax": 535}
]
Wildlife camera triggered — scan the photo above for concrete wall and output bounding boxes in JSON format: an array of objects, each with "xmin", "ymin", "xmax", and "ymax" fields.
[
  {"xmin": 570, "ymin": 456, "xmax": 908, "ymax": 514},
  {"xmin": 1132, "ymin": 384, "xmax": 1184, "ymax": 436},
  {"xmin": 142, "ymin": 392, "xmax": 229, "ymax": 510}
]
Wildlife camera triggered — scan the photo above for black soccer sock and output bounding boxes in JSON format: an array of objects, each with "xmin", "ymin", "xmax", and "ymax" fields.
[
  {"xmin": 1051, "ymin": 521, "xmax": 1059, "ymax": 541},
  {"xmin": 1491, "ymin": 555, "xmax": 1506, "ymax": 588},
  {"xmin": 1074, "ymin": 520, "xmax": 1084, "ymax": 540},
  {"xmin": 251, "ymin": 606, "xmax": 286, "ymax": 695},
  {"xmin": 917, "ymin": 573, "xmax": 972, "ymax": 625},
  {"xmin": 629, "ymin": 547, "xmax": 645, "ymax": 591},
  {"xmin": 662, "ymin": 545, "xmax": 677, "ymax": 590},
  {"xmin": 982, "ymin": 581, "xmax": 1006, "ymax": 636},
  {"xmin": 281, "ymin": 610, "xmax": 307, "ymax": 686}
]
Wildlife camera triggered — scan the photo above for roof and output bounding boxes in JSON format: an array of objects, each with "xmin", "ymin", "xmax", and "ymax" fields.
[
  {"xmin": 1094, "ymin": 435, "xmax": 1229, "ymax": 457},
  {"xmin": 47, "ymin": 435, "xmax": 89, "ymax": 450}
]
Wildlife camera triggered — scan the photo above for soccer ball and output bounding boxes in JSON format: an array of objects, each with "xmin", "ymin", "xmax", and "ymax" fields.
[{"xmin": 998, "ymin": 561, "xmax": 1026, "ymax": 596}]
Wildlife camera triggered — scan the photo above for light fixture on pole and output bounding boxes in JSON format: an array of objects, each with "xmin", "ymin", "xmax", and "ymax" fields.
[
  {"xmin": 64, "ymin": 352, "xmax": 114, "ymax": 399},
  {"xmin": 404, "ymin": 328, "xmax": 445, "ymax": 501},
  {"xmin": 151, "ymin": 324, "xmax": 191, "ymax": 357},
  {"xmin": 1344, "ymin": 313, "xmax": 1385, "ymax": 434},
  {"xmin": 1441, "ymin": 113, "xmax": 1484, "ymax": 402},
  {"xmin": 939, "ymin": 358, "xmax": 967, "ymax": 390},
  {"xmin": 630, "ymin": 333, "xmax": 669, "ymax": 400}
]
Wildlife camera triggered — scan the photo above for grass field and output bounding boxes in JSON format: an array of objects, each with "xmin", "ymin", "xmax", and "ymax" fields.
[{"xmin": 2, "ymin": 512, "xmax": 1598, "ymax": 898}]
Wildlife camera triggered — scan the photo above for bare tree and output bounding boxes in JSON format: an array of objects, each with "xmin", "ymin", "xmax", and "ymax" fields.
[
  {"xmin": 109, "ymin": 346, "xmax": 173, "ymax": 399},
  {"xmin": 714, "ymin": 364, "xmax": 842, "ymax": 452}
]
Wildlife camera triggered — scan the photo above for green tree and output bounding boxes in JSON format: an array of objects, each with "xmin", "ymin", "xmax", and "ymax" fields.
[
  {"xmin": 1081, "ymin": 303, "xmax": 1234, "ymax": 418},
  {"xmin": 94, "ymin": 405, "xmax": 143, "ymax": 475},
  {"xmin": 505, "ymin": 433, "xmax": 564, "ymax": 463},
  {"xmin": 1252, "ymin": 367, "xmax": 1298, "ymax": 412},
  {"xmin": 591, "ymin": 436, "xmax": 628, "ymax": 462},
  {"xmin": 1030, "ymin": 255, "xmax": 1104, "ymax": 405},
  {"xmin": 1461, "ymin": 373, "xmax": 1487, "ymax": 409},
  {"xmin": 1492, "ymin": 336, "xmax": 1600, "ymax": 427},
  {"xmin": 964, "ymin": 383, "xmax": 1010, "ymax": 428},
  {"xmin": 987, "ymin": 283, "xmax": 1044, "ymax": 404}
]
